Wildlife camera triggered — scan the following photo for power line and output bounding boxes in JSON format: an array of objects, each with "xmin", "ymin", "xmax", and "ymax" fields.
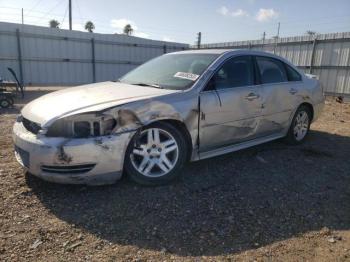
[
  {"xmin": 24, "ymin": 0, "xmax": 44, "ymax": 15},
  {"xmin": 33, "ymin": 0, "xmax": 64, "ymax": 24},
  {"xmin": 61, "ymin": 5, "xmax": 68, "ymax": 25},
  {"xmin": 1, "ymin": 5, "xmax": 349, "ymax": 36},
  {"xmin": 75, "ymin": 0, "xmax": 84, "ymax": 23}
]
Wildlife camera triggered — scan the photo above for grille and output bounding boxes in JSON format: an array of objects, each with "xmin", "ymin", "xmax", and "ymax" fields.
[
  {"xmin": 22, "ymin": 118, "xmax": 41, "ymax": 134},
  {"xmin": 41, "ymin": 164, "xmax": 96, "ymax": 174}
]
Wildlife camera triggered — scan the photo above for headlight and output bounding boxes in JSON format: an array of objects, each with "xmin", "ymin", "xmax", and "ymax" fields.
[{"xmin": 46, "ymin": 113, "xmax": 117, "ymax": 138}]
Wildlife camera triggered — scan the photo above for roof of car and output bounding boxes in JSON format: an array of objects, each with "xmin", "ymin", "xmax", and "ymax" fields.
[
  {"xmin": 170, "ymin": 49, "xmax": 277, "ymax": 56},
  {"xmin": 171, "ymin": 49, "xmax": 232, "ymax": 54},
  {"xmin": 170, "ymin": 49, "xmax": 295, "ymax": 64}
]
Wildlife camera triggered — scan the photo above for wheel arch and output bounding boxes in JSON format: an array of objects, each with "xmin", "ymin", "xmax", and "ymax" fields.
[{"xmin": 298, "ymin": 102, "xmax": 314, "ymax": 121}]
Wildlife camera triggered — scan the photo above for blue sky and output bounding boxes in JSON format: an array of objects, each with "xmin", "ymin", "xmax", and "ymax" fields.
[{"xmin": 0, "ymin": 0, "xmax": 349, "ymax": 44}]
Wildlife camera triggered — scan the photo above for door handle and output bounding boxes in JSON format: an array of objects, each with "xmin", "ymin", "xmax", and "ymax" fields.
[
  {"xmin": 245, "ymin": 93, "xmax": 260, "ymax": 101},
  {"xmin": 289, "ymin": 88, "xmax": 298, "ymax": 95}
]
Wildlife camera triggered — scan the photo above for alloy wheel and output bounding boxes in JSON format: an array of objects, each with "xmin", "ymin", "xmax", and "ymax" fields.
[
  {"xmin": 130, "ymin": 128, "xmax": 179, "ymax": 177},
  {"xmin": 293, "ymin": 111, "xmax": 309, "ymax": 141}
]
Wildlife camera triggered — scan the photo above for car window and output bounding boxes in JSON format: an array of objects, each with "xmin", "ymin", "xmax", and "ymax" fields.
[
  {"xmin": 256, "ymin": 56, "xmax": 288, "ymax": 84},
  {"xmin": 285, "ymin": 63, "xmax": 302, "ymax": 81},
  {"xmin": 119, "ymin": 53, "xmax": 219, "ymax": 90},
  {"xmin": 209, "ymin": 56, "xmax": 254, "ymax": 90}
]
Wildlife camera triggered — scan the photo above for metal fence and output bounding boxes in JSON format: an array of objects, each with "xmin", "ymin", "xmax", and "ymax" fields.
[
  {"xmin": 196, "ymin": 32, "xmax": 350, "ymax": 96},
  {"xmin": 0, "ymin": 22, "xmax": 188, "ymax": 86}
]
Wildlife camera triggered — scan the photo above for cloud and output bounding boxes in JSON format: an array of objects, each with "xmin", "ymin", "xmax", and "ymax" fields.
[
  {"xmin": 110, "ymin": 18, "xmax": 138, "ymax": 30},
  {"xmin": 217, "ymin": 6, "xmax": 229, "ymax": 16},
  {"xmin": 232, "ymin": 9, "xmax": 249, "ymax": 17},
  {"xmin": 162, "ymin": 36, "xmax": 174, "ymax": 42},
  {"xmin": 217, "ymin": 6, "xmax": 249, "ymax": 17},
  {"xmin": 134, "ymin": 32, "xmax": 150, "ymax": 38},
  {"xmin": 61, "ymin": 22, "xmax": 84, "ymax": 31},
  {"xmin": 255, "ymin": 8, "xmax": 279, "ymax": 22},
  {"xmin": 110, "ymin": 18, "xmax": 150, "ymax": 38}
]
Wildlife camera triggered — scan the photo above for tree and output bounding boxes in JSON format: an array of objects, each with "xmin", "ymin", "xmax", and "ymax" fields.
[
  {"xmin": 306, "ymin": 30, "xmax": 317, "ymax": 36},
  {"xmin": 49, "ymin": 19, "xmax": 60, "ymax": 28},
  {"xmin": 123, "ymin": 24, "xmax": 133, "ymax": 36},
  {"xmin": 85, "ymin": 21, "xmax": 95, "ymax": 33}
]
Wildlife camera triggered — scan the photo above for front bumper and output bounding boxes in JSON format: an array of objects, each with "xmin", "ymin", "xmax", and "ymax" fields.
[{"xmin": 13, "ymin": 121, "xmax": 134, "ymax": 185}]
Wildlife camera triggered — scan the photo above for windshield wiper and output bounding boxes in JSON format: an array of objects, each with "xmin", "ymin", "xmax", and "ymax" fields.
[{"xmin": 131, "ymin": 83, "xmax": 163, "ymax": 89}]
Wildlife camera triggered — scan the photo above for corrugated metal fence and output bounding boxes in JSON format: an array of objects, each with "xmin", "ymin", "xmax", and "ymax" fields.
[
  {"xmin": 197, "ymin": 32, "xmax": 350, "ymax": 96},
  {"xmin": 0, "ymin": 22, "xmax": 188, "ymax": 86}
]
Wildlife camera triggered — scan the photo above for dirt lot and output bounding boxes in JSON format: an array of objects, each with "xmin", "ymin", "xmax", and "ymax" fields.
[{"xmin": 0, "ymin": 93, "xmax": 349, "ymax": 261}]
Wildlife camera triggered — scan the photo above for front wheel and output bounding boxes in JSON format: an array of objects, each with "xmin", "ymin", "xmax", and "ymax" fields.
[
  {"xmin": 124, "ymin": 122, "xmax": 188, "ymax": 185},
  {"xmin": 285, "ymin": 105, "xmax": 312, "ymax": 144}
]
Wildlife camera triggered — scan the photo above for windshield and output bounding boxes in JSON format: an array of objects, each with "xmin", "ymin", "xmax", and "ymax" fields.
[{"xmin": 119, "ymin": 53, "xmax": 219, "ymax": 90}]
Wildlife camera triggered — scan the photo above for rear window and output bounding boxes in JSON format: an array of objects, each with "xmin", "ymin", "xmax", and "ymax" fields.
[
  {"xmin": 285, "ymin": 64, "xmax": 302, "ymax": 81},
  {"xmin": 256, "ymin": 56, "xmax": 288, "ymax": 84}
]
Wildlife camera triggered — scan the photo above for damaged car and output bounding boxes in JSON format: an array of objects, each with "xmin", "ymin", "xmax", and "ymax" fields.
[{"xmin": 13, "ymin": 49, "xmax": 325, "ymax": 185}]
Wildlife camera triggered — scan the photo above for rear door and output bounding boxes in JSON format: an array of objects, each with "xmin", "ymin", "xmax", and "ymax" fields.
[
  {"xmin": 255, "ymin": 56, "xmax": 302, "ymax": 135},
  {"xmin": 199, "ymin": 55, "xmax": 264, "ymax": 152}
]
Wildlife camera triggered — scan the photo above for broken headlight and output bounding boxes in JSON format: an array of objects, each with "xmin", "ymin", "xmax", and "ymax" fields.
[{"xmin": 46, "ymin": 114, "xmax": 117, "ymax": 138}]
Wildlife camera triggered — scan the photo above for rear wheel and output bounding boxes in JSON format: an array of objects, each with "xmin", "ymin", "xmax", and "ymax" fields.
[
  {"xmin": 124, "ymin": 122, "xmax": 188, "ymax": 185},
  {"xmin": 285, "ymin": 105, "xmax": 312, "ymax": 144}
]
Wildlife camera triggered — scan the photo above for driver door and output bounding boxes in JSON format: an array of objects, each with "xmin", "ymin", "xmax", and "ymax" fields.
[{"xmin": 199, "ymin": 55, "xmax": 264, "ymax": 153}]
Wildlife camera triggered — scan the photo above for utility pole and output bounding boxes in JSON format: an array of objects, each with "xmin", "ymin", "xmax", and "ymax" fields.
[
  {"xmin": 274, "ymin": 22, "xmax": 280, "ymax": 54},
  {"xmin": 69, "ymin": 0, "xmax": 72, "ymax": 30},
  {"xmin": 21, "ymin": 8, "xmax": 24, "ymax": 24},
  {"xmin": 262, "ymin": 31, "xmax": 266, "ymax": 50},
  {"xmin": 197, "ymin": 32, "xmax": 202, "ymax": 49}
]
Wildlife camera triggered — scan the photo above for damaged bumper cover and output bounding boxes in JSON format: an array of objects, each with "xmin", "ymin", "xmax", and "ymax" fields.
[{"xmin": 13, "ymin": 121, "xmax": 135, "ymax": 185}]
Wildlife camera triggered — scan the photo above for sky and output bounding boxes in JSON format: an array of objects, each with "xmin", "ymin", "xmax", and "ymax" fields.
[{"xmin": 0, "ymin": 0, "xmax": 349, "ymax": 44}]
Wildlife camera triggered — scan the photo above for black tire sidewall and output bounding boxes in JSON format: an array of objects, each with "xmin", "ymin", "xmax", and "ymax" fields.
[
  {"xmin": 286, "ymin": 105, "xmax": 311, "ymax": 145},
  {"xmin": 124, "ymin": 122, "xmax": 188, "ymax": 185}
]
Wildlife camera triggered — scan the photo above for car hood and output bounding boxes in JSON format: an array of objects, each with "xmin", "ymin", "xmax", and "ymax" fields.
[{"xmin": 21, "ymin": 82, "xmax": 179, "ymax": 126}]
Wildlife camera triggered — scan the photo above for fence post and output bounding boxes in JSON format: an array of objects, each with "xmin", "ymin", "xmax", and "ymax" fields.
[
  {"xmin": 91, "ymin": 38, "xmax": 96, "ymax": 83},
  {"xmin": 16, "ymin": 28, "xmax": 24, "ymax": 86},
  {"xmin": 309, "ymin": 37, "xmax": 318, "ymax": 74},
  {"xmin": 163, "ymin": 44, "xmax": 167, "ymax": 54},
  {"xmin": 273, "ymin": 38, "xmax": 278, "ymax": 54}
]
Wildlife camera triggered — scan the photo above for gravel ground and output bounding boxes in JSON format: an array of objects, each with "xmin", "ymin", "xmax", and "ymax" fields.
[{"xmin": 0, "ymin": 94, "xmax": 349, "ymax": 261}]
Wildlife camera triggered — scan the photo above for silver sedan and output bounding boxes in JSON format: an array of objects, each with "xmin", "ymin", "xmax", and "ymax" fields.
[{"xmin": 13, "ymin": 49, "xmax": 325, "ymax": 185}]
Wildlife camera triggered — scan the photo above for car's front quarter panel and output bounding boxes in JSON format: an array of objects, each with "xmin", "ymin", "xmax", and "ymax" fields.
[{"xmin": 105, "ymin": 90, "xmax": 200, "ymax": 158}]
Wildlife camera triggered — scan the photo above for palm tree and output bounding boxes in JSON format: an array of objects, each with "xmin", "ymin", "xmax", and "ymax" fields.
[
  {"xmin": 85, "ymin": 21, "xmax": 95, "ymax": 33},
  {"xmin": 306, "ymin": 30, "xmax": 317, "ymax": 36},
  {"xmin": 49, "ymin": 19, "xmax": 60, "ymax": 28},
  {"xmin": 123, "ymin": 24, "xmax": 133, "ymax": 36}
]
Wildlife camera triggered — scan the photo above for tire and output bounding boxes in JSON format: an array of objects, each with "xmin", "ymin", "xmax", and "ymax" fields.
[
  {"xmin": 0, "ymin": 97, "xmax": 11, "ymax": 108},
  {"xmin": 124, "ymin": 122, "xmax": 188, "ymax": 185},
  {"xmin": 285, "ymin": 105, "xmax": 312, "ymax": 145}
]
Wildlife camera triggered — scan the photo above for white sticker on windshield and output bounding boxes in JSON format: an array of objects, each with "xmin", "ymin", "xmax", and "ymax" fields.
[{"xmin": 174, "ymin": 72, "xmax": 199, "ymax": 81}]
